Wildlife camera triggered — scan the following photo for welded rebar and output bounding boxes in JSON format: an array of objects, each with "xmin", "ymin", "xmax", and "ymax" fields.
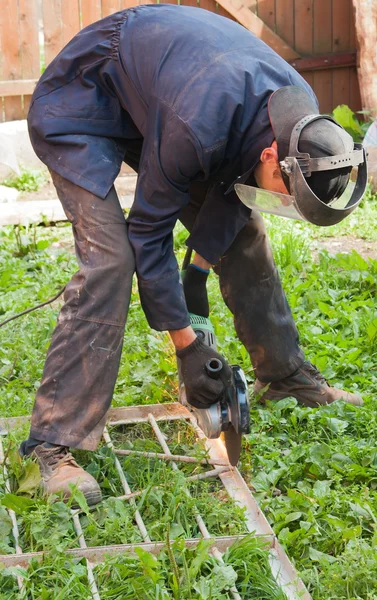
[
  {"xmin": 0, "ymin": 436, "xmax": 24, "ymax": 593},
  {"xmin": 116, "ymin": 466, "xmax": 230, "ymax": 501},
  {"xmin": 71, "ymin": 510, "xmax": 101, "ymax": 600},
  {"xmin": 147, "ymin": 413, "xmax": 242, "ymax": 600},
  {"xmin": 102, "ymin": 427, "xmax": 150, "ymax": 542},
  {"xmin": 0, "ymin": 403, "xmax": 312, "ymax": 599},
  {"xmin": 113, "ymin": 447, "xmax": 228, "ymax": 466}
]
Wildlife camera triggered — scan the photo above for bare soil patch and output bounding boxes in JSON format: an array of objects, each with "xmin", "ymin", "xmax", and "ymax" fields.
[{"xmin": 316, "ymin": 235, "xmax": 377, "ymax": 261}]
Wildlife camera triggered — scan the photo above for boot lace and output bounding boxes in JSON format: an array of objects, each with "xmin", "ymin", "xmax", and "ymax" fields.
[
  {"xmin": 40, "ymin": 445, "xmax": 78, "ymax": 470},
  {"xmin": 305, "ymin": 361, "xmax": 329, "ymax": 385}
]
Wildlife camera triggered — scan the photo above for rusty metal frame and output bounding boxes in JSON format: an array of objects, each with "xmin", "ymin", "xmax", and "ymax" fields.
[{"xmin": 0, "ymin": 403, "xmax": 312, "ymax": 600}]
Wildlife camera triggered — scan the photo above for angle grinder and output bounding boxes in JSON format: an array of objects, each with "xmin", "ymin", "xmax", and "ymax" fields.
[{"xmin": 178, "ymin": 312, "xmax": 250, "ymax": 466}]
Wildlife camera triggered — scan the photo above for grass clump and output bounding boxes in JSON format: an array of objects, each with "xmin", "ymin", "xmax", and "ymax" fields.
[
  {"xmin": 0, "ymin": 553, "xmax": 91, "ymax": 599},
  {"xmin": 2, "ymin": 168, "xmax": 47, "ymax": 193},
  {"xmin": 94, "ymin": 535, "xmax": 288, "ymax": 599},
  {"xmin": 1, "ymin": 493, "xmax": 78, "ymax": 553},
  {"xmin": 80, "ymin": 496, "xmax": 142, "ymax": 547}
]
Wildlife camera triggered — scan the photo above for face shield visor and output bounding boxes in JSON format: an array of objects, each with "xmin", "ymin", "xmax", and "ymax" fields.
[{"xmin": 235, "ymin": 87, "xmax": 368, "ymax": 226}]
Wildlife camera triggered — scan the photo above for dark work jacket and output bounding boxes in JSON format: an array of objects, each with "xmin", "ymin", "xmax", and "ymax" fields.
[{"xmin": 27, "ymin": 4, "xmax": 317, "ymax": 330}]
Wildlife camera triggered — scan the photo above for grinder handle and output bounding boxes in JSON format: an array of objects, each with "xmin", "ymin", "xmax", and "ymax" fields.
[{"xmin": 205, "ymin": 358, "xmax": 223, "ymax": 380}]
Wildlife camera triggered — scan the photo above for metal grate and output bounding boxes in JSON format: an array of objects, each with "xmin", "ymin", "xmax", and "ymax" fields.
[{"xmin": 0, "ymin": 403, "xmax": 312, "ymax": 599}]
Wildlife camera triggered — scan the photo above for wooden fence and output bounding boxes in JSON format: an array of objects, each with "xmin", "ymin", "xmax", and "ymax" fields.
[{"xmin": 0, "ymin": 0, "xmax": 361, "ymax": 123}]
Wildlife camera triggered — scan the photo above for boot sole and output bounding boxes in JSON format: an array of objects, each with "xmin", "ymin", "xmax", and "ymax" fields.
[{"xmin": 70, "ymin": 489, "xmax": 102, "ymax": 508}]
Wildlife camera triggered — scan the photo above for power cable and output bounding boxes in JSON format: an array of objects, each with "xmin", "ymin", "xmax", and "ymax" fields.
[{"xmin": 0, "ymin": 286, "xmax": 66, "ymax": 328}]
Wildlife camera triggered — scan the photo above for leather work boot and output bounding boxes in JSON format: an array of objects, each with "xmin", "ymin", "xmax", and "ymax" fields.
[
  {"xmin": 33, "ymin": 444, "xmax": 102, "ymax": 506},
  {"xmin": 254, "ymin": 361, "xmax": 363, "ymax": 408}
]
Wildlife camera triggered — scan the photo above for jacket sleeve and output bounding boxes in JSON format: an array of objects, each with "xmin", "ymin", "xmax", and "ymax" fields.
[
  {"xmin": 127, "ymin": 101, "xmax": 205, "ymax": 331},
  {"xmin": 186, "ymin": 183, "xmax": 251, "ymax": 265}
]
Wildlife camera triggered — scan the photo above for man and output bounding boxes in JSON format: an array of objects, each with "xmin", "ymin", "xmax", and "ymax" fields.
[{"xmin": 22, "ymin": 4, "xmax": 366, "ymax": 504}]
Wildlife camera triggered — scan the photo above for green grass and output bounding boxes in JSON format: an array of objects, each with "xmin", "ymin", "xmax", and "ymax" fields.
[
  {"xmin": 1, "ymin": 168, "xmax": 47, "ymax": 193},
  {"xmin": 0, "ymin": 535, "xmax": 286, "ymax": 599},
  {"xmin": 1, "ymin": 191, "xmax": 377, "ymax": 598}
]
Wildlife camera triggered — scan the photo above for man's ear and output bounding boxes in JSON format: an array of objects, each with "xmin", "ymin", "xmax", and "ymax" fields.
[{"xmin": 259, "ymin": 143, "xmax": 279, "ymax": 165}]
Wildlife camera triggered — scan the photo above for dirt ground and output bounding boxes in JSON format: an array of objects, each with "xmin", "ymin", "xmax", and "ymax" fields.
[
  {"xmin": 19, "ymin": 171, "xmax": 137, "ymax": 202},
  {"xmin": 316, "ymin": 236, "xmax": 377, "ymax": 261}
]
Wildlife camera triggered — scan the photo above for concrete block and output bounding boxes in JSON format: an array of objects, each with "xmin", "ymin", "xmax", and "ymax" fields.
[{"xmin": 0, "ymin": 120, "xmax": 45, "ymax": 179}]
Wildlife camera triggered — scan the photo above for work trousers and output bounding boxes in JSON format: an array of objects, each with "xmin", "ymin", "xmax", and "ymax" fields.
[{"xmin": 26, "ymin": 173, "xmax": 304, "ymax": 451}]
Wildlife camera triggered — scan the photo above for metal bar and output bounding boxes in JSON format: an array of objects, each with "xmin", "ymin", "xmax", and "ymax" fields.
[
  {"xmin": 1, "ymin": 403, "xmax": 312, "ymax": 599},
  {"xmin": 102, "ymin": 427, "xmax": 151, "ymax": 543},
  {"xmin": 147, "ymin": 413, "xmax": 210, "ymax": 538},
  {"xmin": 147, "ymin": 413, "xmax": 242, "ymax": 600},
  {"xmin": 0, "ymin": 535, "xmax": 257, "ymax": 568},
  {"xmin": 71, "ymin": 510, "xmax": 101, "ymax": 600},
  {"xmin": 116, "ymin": 466, "xmax": 231, "ymax": 501},
  {"xmin": 189, "ymin": 416, "xmax": 312, "ymax": 600},
  {"xmin": 0, "ymin": 436, "xmax": 24, "ymax": 592},
  {"xmin": 113, "ymin": 447, "xmax": 229, "ymax": 466},
  {"xmin": 0, "ymin": 403, "xmax": 190, "ymax": 434},
  {"xmin": 108, "ymin": 403, "xmax": 190, "ymax": 426}
]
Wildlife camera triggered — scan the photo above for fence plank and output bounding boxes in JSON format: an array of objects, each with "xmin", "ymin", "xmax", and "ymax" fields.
[
  {"xmin": 42, "ymin": 0, "xmax": 63, "ymax": 67},
  {"xmin": 275, "ymin": 0, "xmax": 294, "ymax": 48},
  {"xmin": 216, "ymin": 0, "xmax": 299, "ymax": 58},
  {"xmin": 314, "ymin": 69, "xmax": 332, "ymax": 113},
  {"xmin": 0, "ymin": 0, "xmax": 363, "ymax": 121},
  {"xmin": 313, "ymin": 0, "xmax": 332, "ymax": 113},
  {"xmin": 181, "ymin": 0, "xmax": 200, "ymax": 8},
  {"xmin": 18, "ymin": 0, "xmax": 40, "ymax": 117},
  {"xmin": 120, "ymin": 0, "xmax": 139, "ymax": 7},
  {"xmin": 246, "ymin": 0, "xmax": 257, "ymax": 14},
  {"xmin": 1, "ymin": 0, "xmax": 23, "ymax": 120},
  {"xmin": 216, "ymin": 2, "xmax": 237, "ymax": 21},
  {"xmin": 332, "ymin": 0, "xmax": 350, "ymax": 109},
  {"xmin": 199, "ymin": 0, "xmax": 217, "ymax": 11},
  {"xmin": 349, "ymin": 0, "xmax": 356, "ymax": 50},
  {"xmin": 349, "ymin": 67, "xmax": 362, "ymax": 112},
  {"xmin": 257, "ymin": 0, "xmax": 275, "ymax": 31},
  {"xmin": 61, "ymin": 0, "xmax": 80, "ymax": 46},
  {"xmin": 0, "ymin": 80, "xmax": 37, "ymax": 96},
  {"xmin": 294, "ymin": 0, "xmax": 314, "ymax": 88},
  {"xmin": 81, "ymin": 0, "xmax": 102, "ymax": 28},
  {"xmin": 102, "ymin": 0, "xmax": 122, "ymax": 17}
]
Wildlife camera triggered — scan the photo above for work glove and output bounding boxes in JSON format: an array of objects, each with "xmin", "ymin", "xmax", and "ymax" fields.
[
  {"xmin": 177, "ymin": 337, "xmax": 232, "ymax": 409},
  {"xmin": 182, "ymin": 264, "xmax": 210, "ymax": 318}
]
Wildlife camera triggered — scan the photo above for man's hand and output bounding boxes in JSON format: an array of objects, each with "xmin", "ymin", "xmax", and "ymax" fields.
[{"xmin": 176, "ymin": 337, "xmax": 232, "ymax": 408}]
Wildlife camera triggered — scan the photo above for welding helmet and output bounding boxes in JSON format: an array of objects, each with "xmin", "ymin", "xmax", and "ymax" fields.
[{"xmin": 235, "ymin": 86, "xmax": 367, "ymax": 226}]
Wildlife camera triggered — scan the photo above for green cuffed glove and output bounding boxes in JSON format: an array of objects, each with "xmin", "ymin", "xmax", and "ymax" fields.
[{"xmin": 182, "ymin": 264, "xmax": 210, "ymax": 318}]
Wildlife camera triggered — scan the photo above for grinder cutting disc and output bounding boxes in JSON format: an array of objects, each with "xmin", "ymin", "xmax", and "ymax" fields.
[
  {"xmin": 223, "ymin": 424, "xmax": 242, "ymax": 467},
  {"xmin": 223, "ymin": 366, "xmax": 250, "ymax": 466}
]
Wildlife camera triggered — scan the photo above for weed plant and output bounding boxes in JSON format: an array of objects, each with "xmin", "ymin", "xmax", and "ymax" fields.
[
  {"xmin": 2, "ymin": 168, "xmax": 47, "ymax": 193},
  {"xmin": 0, "ymin": 536, "xmax": 286, "ymax": 599},
  {"xmin": 93, "ymin": 535, "xmax": 287, "ymax": 599},
  {"xmin": 0, "ymin": 553, "xmax": 91, "ymax": 599},
  {"xmin": 1, "ymin": 191, "xmax": 377, "ymax": 598}
]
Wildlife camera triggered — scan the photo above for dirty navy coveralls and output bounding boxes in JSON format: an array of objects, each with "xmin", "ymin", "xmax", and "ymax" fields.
[{"xmin": 26, "ymin": 4, "xmax": 314, "ymax": 451}]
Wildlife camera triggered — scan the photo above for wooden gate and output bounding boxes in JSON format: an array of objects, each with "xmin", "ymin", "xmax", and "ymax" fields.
[{"xmin": 0, "ymin": 0, "xmax": 361, "ymax": 123}]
